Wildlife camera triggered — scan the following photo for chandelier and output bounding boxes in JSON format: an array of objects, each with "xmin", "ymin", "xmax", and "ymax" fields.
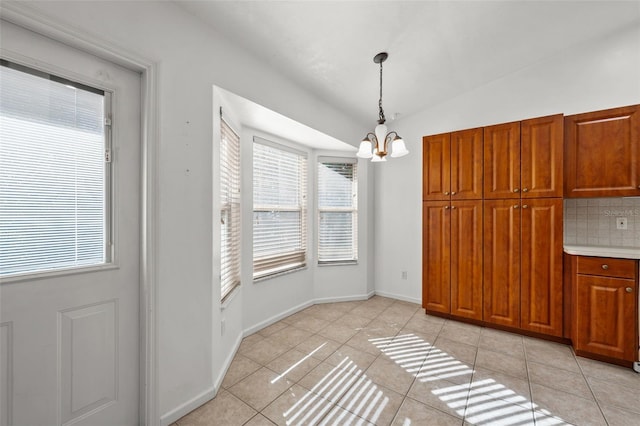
[{"xmin": 356, "ymin": 52, "xmax": 408, "ymax": 162}]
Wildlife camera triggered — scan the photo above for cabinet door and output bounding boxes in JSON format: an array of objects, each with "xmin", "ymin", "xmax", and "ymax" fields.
[
  {"xmin": 450, "ymin": 128, "xmax": 483, "ymax": 200},
  {"xmin": 521, "ymin": 198, "xmax": 563, "ymax": 336},
  {"xmin": 483, "ymin": 200, "xmax": 521, "ymax": 327},
  {"xmin": 521, "ymin": 114, "xmax": 563, "ymax": 198},
  {"xmin": 423, "ymin": 201, "xmax": 451, "ymax": 313},
  {"xmin": 423, "ymin": 133, "xmax": 451, "ymax": 200},
  {"xmin": 575, "ymin": 275, "xmax": 637, "ymax": 361},
  {"xmin": 484, "ymin": 121, "xmax": 521, "ymax": 199},
  {"xmin": 565, "ymin": 104, "xmax": 640, "ymax": 198},
  {"xmin": 450, "ymin": 201, "xmax": 483, "ymax": 320}
]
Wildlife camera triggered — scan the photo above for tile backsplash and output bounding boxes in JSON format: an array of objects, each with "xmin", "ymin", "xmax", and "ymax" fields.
[{"xmin": 564, "ymin": 197, "xmax": 640, "ymax": 247}]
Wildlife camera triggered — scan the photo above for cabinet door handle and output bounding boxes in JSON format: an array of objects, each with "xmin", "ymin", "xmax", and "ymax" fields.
[
  {"xmin": 522, "ymin": 188, "xmax": 529, "ymax": 192},
  {"xmin": 451, "ymin": 191, "xmax": 456, "ymax": 195},
  {"xmin": 626, "ymin": 287, "xmax": 633, "ymax": 293},
  {"xmin": 451, "ymin": 206, "xmax": 457, "ymax": 209},
  {"xmin": 522, "ymin": 205, "xmax": 528, "ymax": 209},
  {"xmin": 444, "ymin": 191, "xmax": 449, "ymax": 195},
  {"xmin": 444, "ymin": 206, "xmax": 449, "ymax": 210},
  {"xmin": 513, "ymin": 188, "xmax": 520, "ymax": 193},
  {"xmin": 602, "ymin": 264, "xmax": 609, "ymax": 270},
  {"xmin": 514, "ymin": 205, "xmax": 520, "ymax": 209}
]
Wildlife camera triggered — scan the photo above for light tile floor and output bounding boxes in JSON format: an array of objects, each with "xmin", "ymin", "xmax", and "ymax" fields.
[{"xmin": 174, "ymin": 296, "xmax": 640, "ymax": 426}]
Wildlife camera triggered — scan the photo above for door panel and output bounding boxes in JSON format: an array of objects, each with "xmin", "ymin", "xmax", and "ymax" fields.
[
  {"xmin": 483, "ymin": 200, "xmax": 520, "ymax": 327},
  {"xmin": 423, "ymin": 133, "xmax": 451, "ymax": 200},
  {"xmin": 484, "ymin": 122, "xmax": 521, "ymax": 199},
  {"xmin": 576, "ymin": 275, "xmax": 636, "ymax": 361},
  {"xmin": 0, "ymin": 22, "xmax": 140, "ymax": 425},
  {"xmin": 565, "ymin": 104, "xmax": 640, "ymax": 197},
  {"xmin": 450, "ymin": 201, "xmax": 483, "ymax": 320},
  {"xmin": 521, "ymin": 198, "xmax": 563, "ymax": 336},
  {"xmin": 521, "ymin": 115, "xmax": 563, "ymax": 198},
  {"xmin": 450, "ymin": 128, "xmax": 483, "ymax": 200},
  {"xmin": 423, "ymin": 201, "xmax": 451, "ymax": 313}
]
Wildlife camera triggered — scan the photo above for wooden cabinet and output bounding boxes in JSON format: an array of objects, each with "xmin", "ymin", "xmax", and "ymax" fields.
[
  {"xmin": 483, "ymin": 199, "xmax": 521, "ymax": 327},
  {"xmin": 484, "ymin": 122, "xmax": 521, "ymax": 199},
  {"xmin": 423, "ymin": 128, "xmax": 483, "ymax": 201},
  {"xmin": 571, "ymin": 256, "xmax": 638, "ymax": 364},
  {"xmin": 483, "ymin": 198, "xmax": 563, "ymax": 335},
  {"xmin": 521, "ymin": 114, "xmax": 564, "ymax": 198},
  {"xmin": 423, "ymin": 201, "xmax": 450, "ymax": 313},
  {"xmin": 520, "ymin": 198, "xmax": 564, "ymax": 336},
  {"xmin": 423, "ymin": 200, "xmax": 483, "ymax": 320},
  {"xmin": 484, "ymin": 115, "xmax": 563, "ymax": 199},
  {"xmin": 565, "ymin": 104, "xmax": 640, "ymax": 198}
]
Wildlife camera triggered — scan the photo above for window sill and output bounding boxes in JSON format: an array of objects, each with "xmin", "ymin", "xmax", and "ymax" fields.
[
  {"xmin": 317, "ymin": 260, "xmax": 358, "ymax": 267},
  {"xmin": 253, "ymin": 265, "xmax": 308, "ymax": 283}
]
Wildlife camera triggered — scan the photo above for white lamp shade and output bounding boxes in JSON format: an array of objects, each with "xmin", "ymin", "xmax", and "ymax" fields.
[
  {"xmin": 390, "ymin": 138, "xmax": 409, "ymax": 157},
  {"xmin": 374, "ymin": 123, "xmax": 388, "ymax": 153},
  {"xmin": 356, "ymin": 140, "xmax": 373, "ymax": 158}
]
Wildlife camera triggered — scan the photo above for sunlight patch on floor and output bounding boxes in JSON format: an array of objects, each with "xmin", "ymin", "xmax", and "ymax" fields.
[{"xmin": 370, "ymin": 333, "xmax": 571, "ymax": 426}]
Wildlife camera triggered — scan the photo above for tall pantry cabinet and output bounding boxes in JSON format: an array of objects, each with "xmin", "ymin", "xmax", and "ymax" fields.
[
  {"xmin": 423, "ymin": 128, "xmax": 483, "ymax": 320},
  {"xmin": 423, "ymin": 114, "xmax": 564, "ymax": 337}
]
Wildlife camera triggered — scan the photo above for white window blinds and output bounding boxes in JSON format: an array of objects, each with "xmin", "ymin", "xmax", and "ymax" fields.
[
  {"xmin": 220, "ymin": 117, "xmax": 241, "ymax": 300},
  {"xmin": 253, "ymin": 138, "xmax": 307, "ymax": 279},
  {"xmin": 317, "ymin": 158, "xmax": 358, "ymax": 263},
  {"xmin": 0, "ymin": 61, "xmax": 109, "ymax": 277}
]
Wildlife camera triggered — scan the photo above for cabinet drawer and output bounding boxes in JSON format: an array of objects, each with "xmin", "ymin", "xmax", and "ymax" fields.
[{"xmin": 576, "ymin": 256, "xmax": 637, "ymax": 279}]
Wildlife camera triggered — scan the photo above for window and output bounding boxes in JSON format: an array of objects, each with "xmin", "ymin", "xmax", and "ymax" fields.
[
  {"xmin": 0, "ymin": 60, "xmax": 110, "ymax": 278},
  {"xmin": 220, "ymin": 116, "xmax": 241, "ymax": 300},
  {"xmin": 253, "ymin": 138, "xmax": 307, "ymax": 279},
  {"xmin": 317, "ymin": 158, "xmax": 358, "ymax": 264}
]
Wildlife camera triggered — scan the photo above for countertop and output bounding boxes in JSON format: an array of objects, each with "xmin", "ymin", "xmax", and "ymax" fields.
[{"xmin": 563, "ymin": 245, "xmax": 640, "ymax": 260}]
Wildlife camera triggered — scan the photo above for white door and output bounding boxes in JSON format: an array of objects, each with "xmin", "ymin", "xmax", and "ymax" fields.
[{"xmin": 0, "ymin": 21, "xmax": 141, "ymax": 426}]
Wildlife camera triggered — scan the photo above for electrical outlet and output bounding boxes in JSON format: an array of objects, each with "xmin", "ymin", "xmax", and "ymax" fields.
[
  {"xmin": 616, "ymin": 217, "xmax": 627, "ymax": 230},
  {"xmin": 401, "ymin": 271, "xmax": 408, "ymax": 280}
]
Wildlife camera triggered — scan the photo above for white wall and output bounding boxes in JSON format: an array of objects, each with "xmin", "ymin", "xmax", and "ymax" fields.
[
  {"xmin": 1, "ymin": 1, "xmax": 368, "ymax": 424},
  {"xmin": 374, "ymin": 22, "xmax": 640, "ymax": 302}
]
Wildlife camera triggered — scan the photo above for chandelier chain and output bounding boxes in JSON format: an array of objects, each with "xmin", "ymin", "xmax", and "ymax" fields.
[{"xmin": 378, "ymin": 60, "xmax": 386, "ymax": 124}]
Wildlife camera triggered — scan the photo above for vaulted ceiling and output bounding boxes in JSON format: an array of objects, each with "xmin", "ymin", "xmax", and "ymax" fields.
[{"xmin": 176, "ymin": 1, "xmax": 640, "ymax": 127}]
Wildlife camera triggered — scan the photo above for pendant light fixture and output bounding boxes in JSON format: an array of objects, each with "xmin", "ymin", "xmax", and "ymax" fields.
[{"xmin": 356, "ymin": 52, "xmax": 408, "ymax": 162}]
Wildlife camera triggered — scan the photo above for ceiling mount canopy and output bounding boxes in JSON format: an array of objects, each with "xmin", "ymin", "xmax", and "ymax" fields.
[{"xmin": 357, "ymin": 52, "xmax": 408, "ymax": 162}]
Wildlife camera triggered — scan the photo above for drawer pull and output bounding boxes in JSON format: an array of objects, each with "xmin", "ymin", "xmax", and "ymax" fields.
[
  {"xmin": 626, "ymin": 287, "xmax": 633, "ymax": 293},
  {"xmin": 602, "ymin": 264, "xmax": 609, "ymax": 270}
]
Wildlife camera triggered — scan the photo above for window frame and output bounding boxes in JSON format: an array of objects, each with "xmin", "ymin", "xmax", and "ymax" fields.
[
  {"xmin": 316, "ymin": 156, "xmax": 358, "ymax": 265},
  {"xmin": 0, "ymin": 59, "xmax": 115, "ymax": 281},
  {"xmin": 252, "ymin": 136, "xmax": 308, "ymax": 281}
]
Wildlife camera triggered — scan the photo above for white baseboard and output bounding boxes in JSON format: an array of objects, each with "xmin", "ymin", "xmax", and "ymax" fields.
[
  {"xmin": 374, "ymin": 290, "xmax": 421, "ymax": 305},
  {"xmin": 214, "ymin": 331, "xmax": 243, "ymax": 391},
  {"xmin": 313, "ymin": 292, "xmax": 373, "ymax": 304},
  {"xmin": 243, "ymin": 299, "xmax": 314, "ymax": 336},
  {"xmin": 160, "ymin": 385, "xmax": 216, "ymax": 426}
]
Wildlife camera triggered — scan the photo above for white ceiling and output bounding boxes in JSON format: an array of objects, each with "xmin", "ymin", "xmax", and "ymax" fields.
[{"xmin": 177, "ymin": 0, "xmax": 640, "ymax": 129}]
